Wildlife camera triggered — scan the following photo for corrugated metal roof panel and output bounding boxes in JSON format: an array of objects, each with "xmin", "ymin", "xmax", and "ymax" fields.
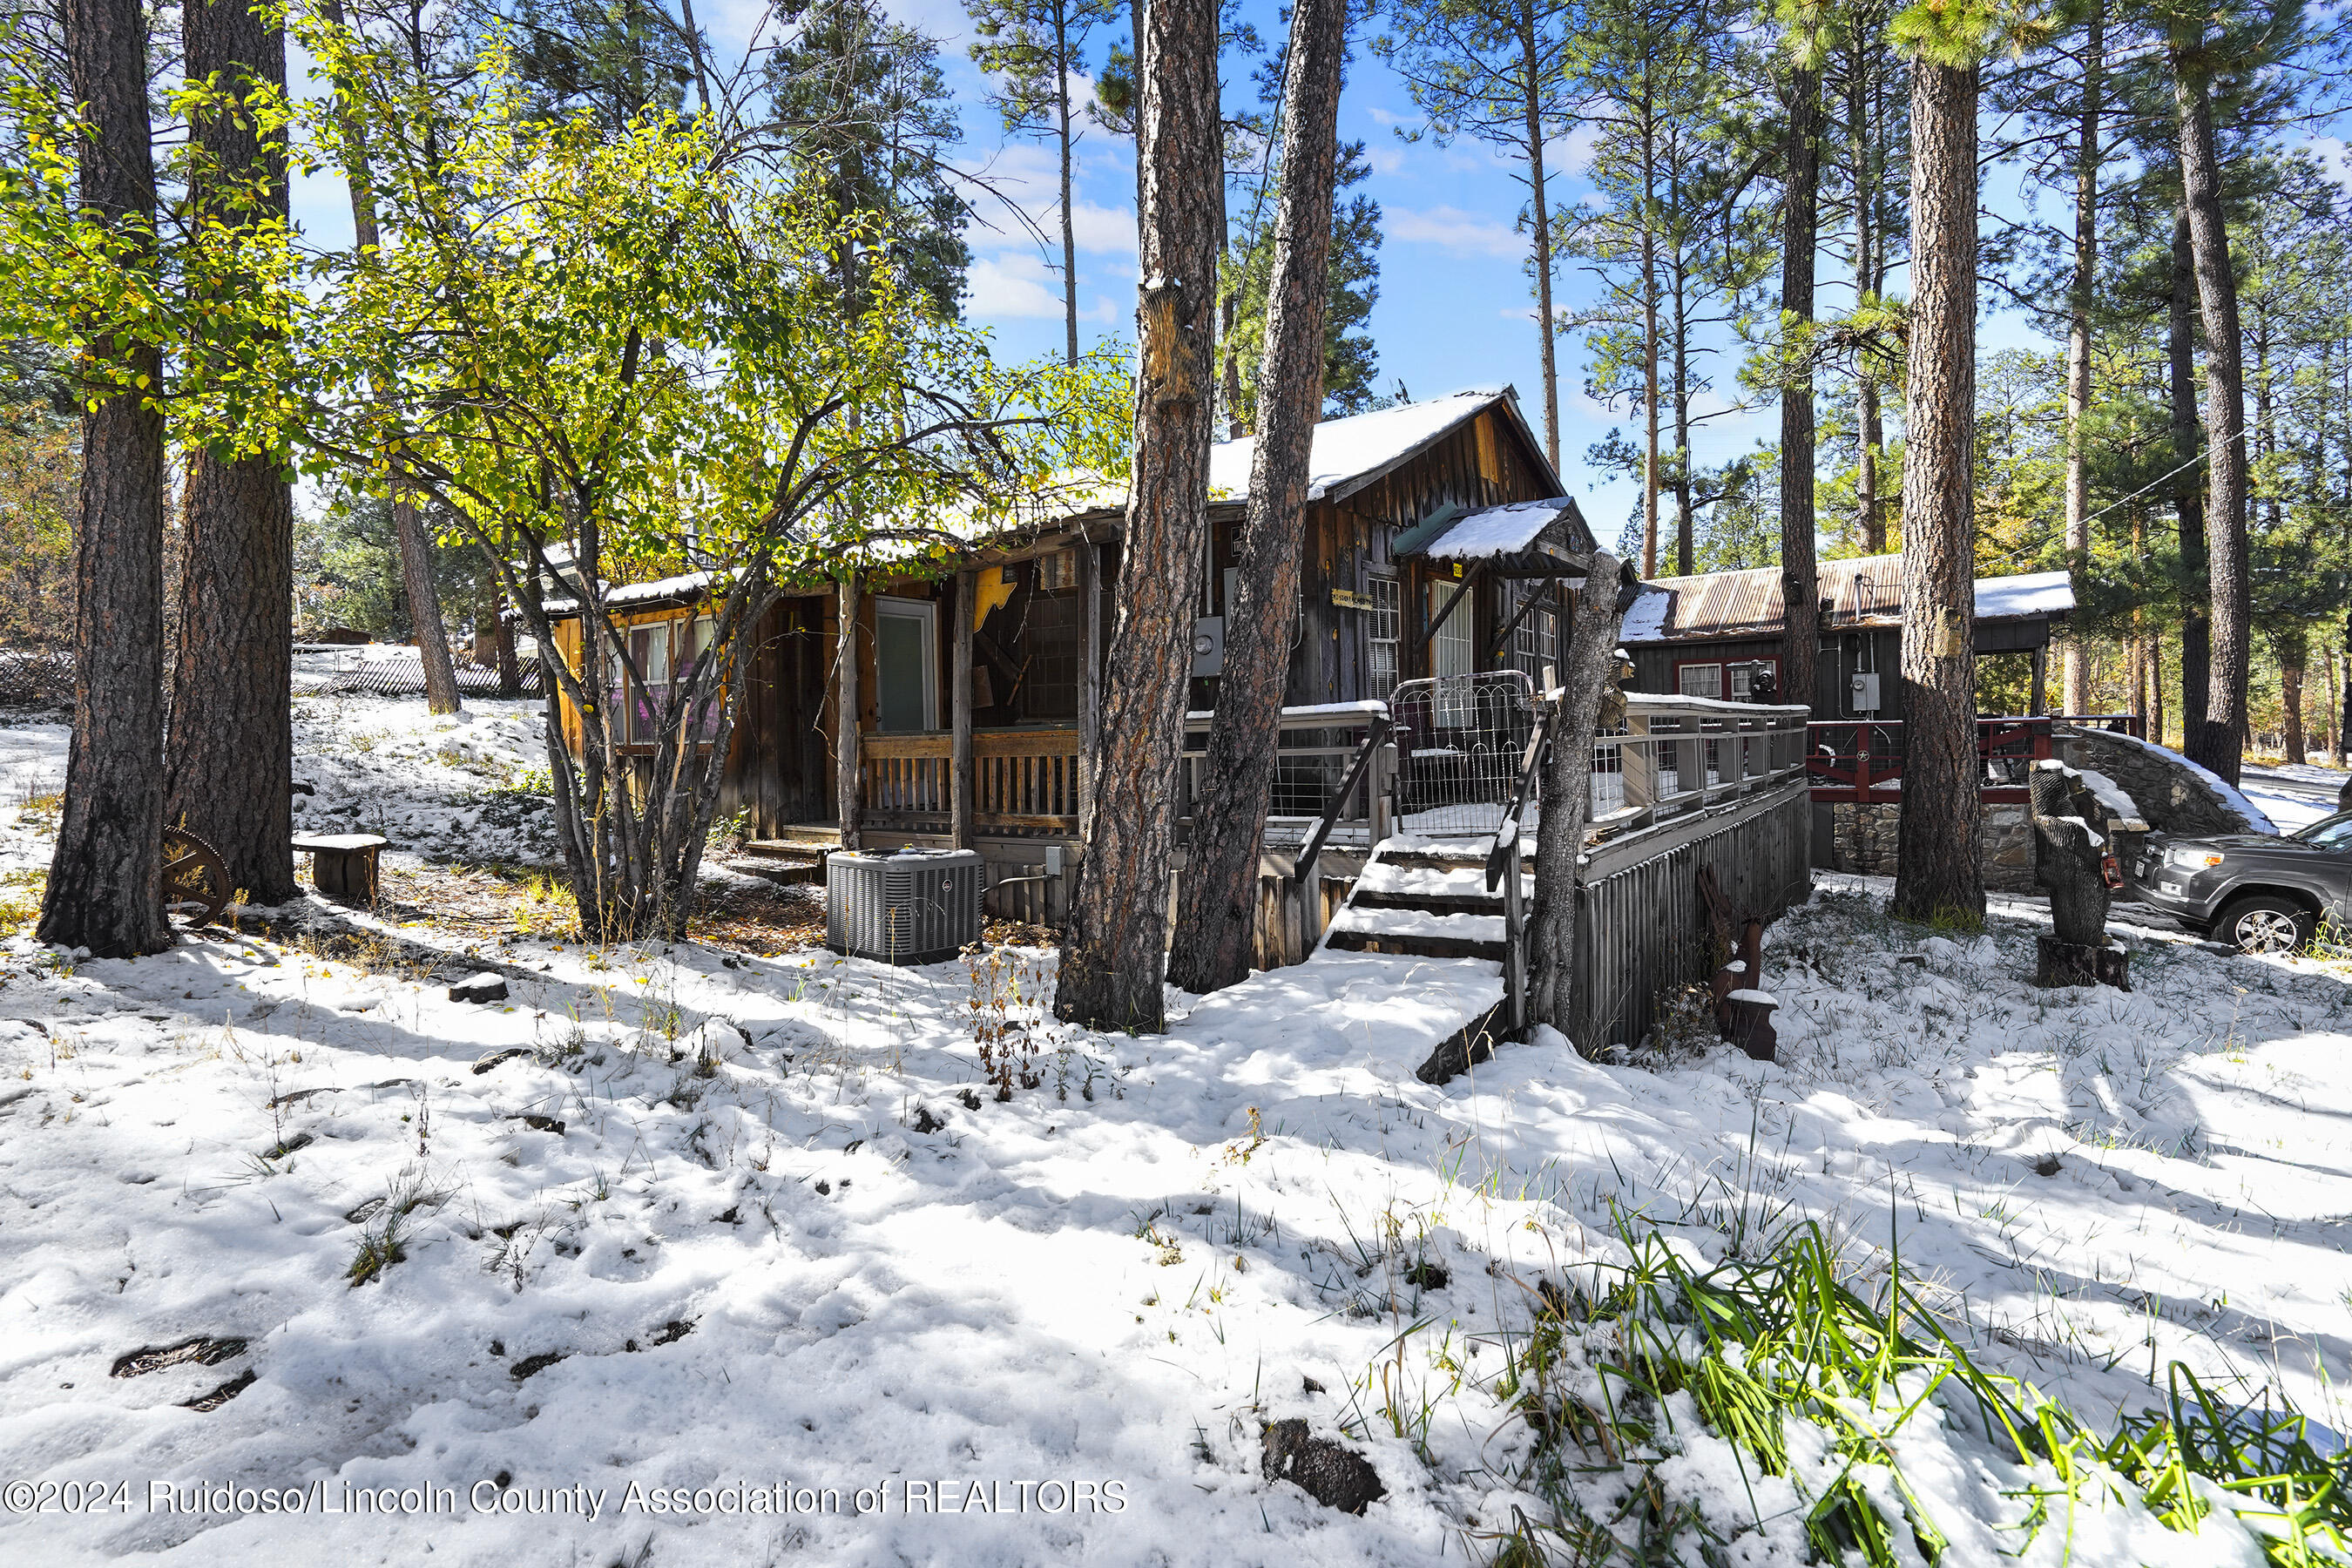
[{"xmin": 1624, "ymin": 553, "xmax": 2072, "ymax": 643}]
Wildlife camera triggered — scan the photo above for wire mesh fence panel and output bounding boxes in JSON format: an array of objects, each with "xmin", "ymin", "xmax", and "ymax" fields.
[
  {"xmin": 1180, "ymin": 712, "xmax": 1389, "ymax": 848},
  {"xmin": 0, "ymin": 650, "xmax": 73, "ymax": 710},
  {"xmin": 1388, "ymin": 672, "xmax": 1538, "ymax": 837},
  {"xmin": 294, "ymin": 653, "xmax": 547, "ymax": 699}
]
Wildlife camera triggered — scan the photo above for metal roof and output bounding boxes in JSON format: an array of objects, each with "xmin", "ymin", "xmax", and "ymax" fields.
[{"xmin": 1619, "ymin": 555, "xmax": 2073, "ymax": 643}]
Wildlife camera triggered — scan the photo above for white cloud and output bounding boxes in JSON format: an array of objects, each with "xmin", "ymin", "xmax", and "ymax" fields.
[
  {"xmin": 963, "ymin": 252, "xmax": 1071, "ymax": 321},
  {"xmin": 1388, "ymin": 205, "xmax": 1525, "ymax": 259},
  {"xmin": 2307, "ymin": 135, "xmax": 2352, "ymax": 192},
  {"xmin": 1363, "ymin": 143, "xmax": 1405, "ymax": 176},
  {"xmin": 1069, "ymin": 199, "xmax": 1137, "ymax": 255}
]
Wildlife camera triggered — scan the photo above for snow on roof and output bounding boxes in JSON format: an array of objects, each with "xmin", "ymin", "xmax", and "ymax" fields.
[
  {"xmin": 1619, "ymin": 586, "xmax": 1673, "ymax": 644},
  {"xmin": 541, "ymin": 570, "xmax": 718, "ymax": 618},
  {"xmin": 1973, "ymin": 567, "xmax": 2074, "ymax": 619},
  {"xmin": 1206, "ymin": 388, "xmax": 1519, "ymax": 503},
  {"xmin": 1617, "ymin": 554, "xmax": 2078, "ymax": 643},
  {"xmin": 1416, "ymin": 498, "xmax": 1579, "ymax": 559}
]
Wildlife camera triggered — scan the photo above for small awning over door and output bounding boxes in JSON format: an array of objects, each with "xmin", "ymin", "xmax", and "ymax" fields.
[{"xmin": 1393, "ymin": 497, "xmax": 1598, "ymax": 578}]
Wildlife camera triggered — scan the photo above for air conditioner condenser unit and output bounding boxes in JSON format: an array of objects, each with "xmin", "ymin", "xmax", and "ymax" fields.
[{"xmin": 826, "ymin": 848, "xmax": 984, "ymax": 964}]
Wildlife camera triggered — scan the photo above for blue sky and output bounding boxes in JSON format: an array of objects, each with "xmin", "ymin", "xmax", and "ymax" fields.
[{"xmin": 283, "ymin": 0, "xmax": 2352, "ymax": 555}]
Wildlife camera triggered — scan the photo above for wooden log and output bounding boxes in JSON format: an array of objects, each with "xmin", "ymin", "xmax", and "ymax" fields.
[
  {"xmin": 952, "ymin": 570, "xmax": 975, "ymax": 849},
  {"xmin": 2035, "ymin": 935, "xmax": 2130, "ymax": 990}
]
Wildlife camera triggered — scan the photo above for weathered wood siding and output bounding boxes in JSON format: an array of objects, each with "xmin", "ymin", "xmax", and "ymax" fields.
[{"xmin": 1568, "ymin": 782, "xmax": 1813, "ymax": 1051}]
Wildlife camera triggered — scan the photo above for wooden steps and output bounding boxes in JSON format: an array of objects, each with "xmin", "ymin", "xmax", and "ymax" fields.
[
  {"xmin": 740, "ymin": 834, "xmax": 835, "ymax": 886},
  {"xmin": 1319, "ymin": 840, "xmax": 1531, "ymax": 964}
]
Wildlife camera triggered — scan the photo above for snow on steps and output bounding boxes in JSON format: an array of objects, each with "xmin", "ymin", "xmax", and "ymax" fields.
[
  {"xmin": 1322, "ymin": 839, "xmax": 1527, "ymax": 963},
  {"xmin": 1315, "ymin": 837, "xmax": 1533, "ymax": 1080}
]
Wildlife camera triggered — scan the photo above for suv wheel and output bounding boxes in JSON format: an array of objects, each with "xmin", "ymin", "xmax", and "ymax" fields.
[{"xmin": 2216, "ymin": 894, "xmax": 2315, "ymax": 956}]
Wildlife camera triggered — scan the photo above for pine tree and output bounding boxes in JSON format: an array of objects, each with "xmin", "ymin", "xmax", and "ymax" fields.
[
  {"xmin": 1218, "ymin": 140, "xmax": 1383, "ymax": 433},
  {"xmin": 767, "ymin": 0, "xmax": 972, "ymax": 321},
  {"xmin": 1374, "ymin": 0, "xmax": 1579, "ymax": 470},
  {"xmin": 38, "ymin": 0, "xmax": 171, "ymax": 955},
  {"xmin": 966, "ymin": 0, "xmax": 1124, "ymax": 364}
]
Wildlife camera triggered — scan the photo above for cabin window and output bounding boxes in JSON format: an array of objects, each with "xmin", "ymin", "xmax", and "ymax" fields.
[
  {"xmin": 603, "ymin": 615, "xmax": 721, "ymax": 745},
  {"xmin": 1675, "ymin": 657, "xmax": 1778, "ymax": 701},
  {"xmin": 875, "ymin": 598, "xmax": 936, "ymax": 733},
  {"xmin": 1018, "ymin": 559, "xmax": 1081, "ymax": 721},
  {"xmin": 1429, "ymin": 579, "xmax": 1474, "ymax": 680},
  {"xmin": 679, "ymin": 616, "xmax": 721, "ymax": 741},
  {"xmin": 1365, "ymin": 574, "xmax": 1399, "ymax": 698},
  {"xmin": 1511, "ymin": 583, "xmax": 1556, "ymax": 680}
]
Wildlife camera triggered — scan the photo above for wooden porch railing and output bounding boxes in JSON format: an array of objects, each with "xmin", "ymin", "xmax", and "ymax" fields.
[
  {"xmin": 1589, "ymin": 695, "xmax": 1814, "ymax": 836},
  {"xmin": 1807, "ymin": 713, "xmax": 2147, "ymax": 806},
  {"xmin": 859, "ymin": 727, "xmax": 1082, "ymax": 830}
]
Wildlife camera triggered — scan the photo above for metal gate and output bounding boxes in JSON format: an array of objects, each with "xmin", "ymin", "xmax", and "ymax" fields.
[{"xmin": 1386, "ymin": 671, "xmax": 1538, "ymax": 837}]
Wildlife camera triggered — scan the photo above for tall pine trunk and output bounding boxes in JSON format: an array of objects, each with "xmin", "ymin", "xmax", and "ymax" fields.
[
  {"xmin": 1057, "ymin": 3, "xmax": 1079, "ymax": 367},
  {"xmin": 2278, "ymin": 632, "xmax": 2306, "ymax": 764},
  {"xmin": 2172, "ymin": 44, "xmax": 2250, "ymax": 783},
  {"xmin": 1779, "ymin": 61, "xmax": 1820, "ymax": 710},
  {"xmin": 2167, "ymin": 208, "xmax": 2211, "ymax": 754},
  {"xmin": 1889, "ymin": 57, "xmax": 1983, "ymax": 928},
  {"xmin": 2060, "ymin": 3, "xmax": 2102, "ymax": 715},
  {"xmin": 1639, "ymin": 88, "xmax": 1660, "ymax": 579},
  {"xmin": 1166, "ymin": 0, "xmax": 1346, "ymax": 995},
  {"xmin": 1848, "ymin": 34, "xmax": 1882, "ymax": 556},
  {"xmin": 1520, "ymin": 4, "xmax": 1559, "ymax": 470},
  {"xmin": 40, "ymin": 0, "xmax": 170, "ymax": 956},
  {"xmin": 1056, "ymin": 0, "xmax": 1220, "ymax": 1031},
  {"xmin": 166, "ymin": 0, "xmax": 296, "ymax": 905}
]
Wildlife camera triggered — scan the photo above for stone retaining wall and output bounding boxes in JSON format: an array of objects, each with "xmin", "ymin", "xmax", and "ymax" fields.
[
  {"xmin": 2051, "ymin": 726, "xmax": 2262, "ymax": 838},
  {"xmin": 1822, "ymin": 800, "xmax": 2038, "ymax": 893}
]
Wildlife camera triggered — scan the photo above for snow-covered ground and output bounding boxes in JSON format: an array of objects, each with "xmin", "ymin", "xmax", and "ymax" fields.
[
  {"xmin": 3, "ymin": 877, "xmax": 2351, "ymax": 1565},
  {"xmin": 2242, "ymin": 760, "xmax": 2347, "ymax": 834},
  {"xmin": 0, "ymin": 693, "xmax": 555, "ymax": 882},
  {"xmin": 5, "ymin": 708, "xmax": 2352, "ymax": 1564}
]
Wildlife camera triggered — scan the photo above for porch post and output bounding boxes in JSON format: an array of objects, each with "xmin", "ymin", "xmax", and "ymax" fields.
[
  {"xmin": 952, "ymin": 569, "xmax": 975, "ymax": 849},
  {"xmin": 1077, "ymin": 537, "xmax": 1102, "ymax": 839},
  {"xmin": 1621, "ymin": 713, "xmax": 1656, "ymax": 811},
  {"xmin": 835, "ymin": 570, "xmax": 861, "ymax": 851},
  {"xmin": 2028, "ymin": 645, "xmax": 2047, "ymax": 716}
]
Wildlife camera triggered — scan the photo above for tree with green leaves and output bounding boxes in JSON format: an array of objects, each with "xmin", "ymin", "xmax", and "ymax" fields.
[
  {"xmin": 1373, "ymin": 0, "xmax": 1578, "ymax": 470},
  {"xmin": 288, "ymin": 25, "xmax": 1124, "ymax": 940},
  {"xmin": 966, "ymin": 0, "xmax": 1123, "ymax": 365}
]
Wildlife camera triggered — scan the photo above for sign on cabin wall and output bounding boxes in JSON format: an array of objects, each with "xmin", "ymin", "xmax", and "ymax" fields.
[{"xmin": 1330, "ymin": 588, "xmax": 1372, "ymax": 611}]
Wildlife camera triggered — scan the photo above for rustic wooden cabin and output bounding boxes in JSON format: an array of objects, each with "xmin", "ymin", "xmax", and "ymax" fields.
[
  {"xmin": 1617, "ymin": 556, "xmax": 2075, "ymax": 721},
  {"xmin": 540, "ymin": 388, "xmax": 1598, "ymax": 942}
]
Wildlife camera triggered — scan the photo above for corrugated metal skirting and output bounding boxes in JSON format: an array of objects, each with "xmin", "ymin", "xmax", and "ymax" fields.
[{"xmin": 1569, "ymin": 784, "xmax": 1813, "ymax": 1051}]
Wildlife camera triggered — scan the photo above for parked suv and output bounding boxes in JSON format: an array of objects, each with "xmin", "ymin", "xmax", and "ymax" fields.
[{"xmin": 2127, "ymin": 812, "xmax": 2352, "ymax": 954}]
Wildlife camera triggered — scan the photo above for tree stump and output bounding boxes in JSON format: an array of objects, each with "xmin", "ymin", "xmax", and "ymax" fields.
[
  {"xmin": 293, "ymin": 833, "xmax": 387, "ymax": 905},
  {"xmin": 2035, "ymin": 936, "xmax": 2129, "ymax": 990}
]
